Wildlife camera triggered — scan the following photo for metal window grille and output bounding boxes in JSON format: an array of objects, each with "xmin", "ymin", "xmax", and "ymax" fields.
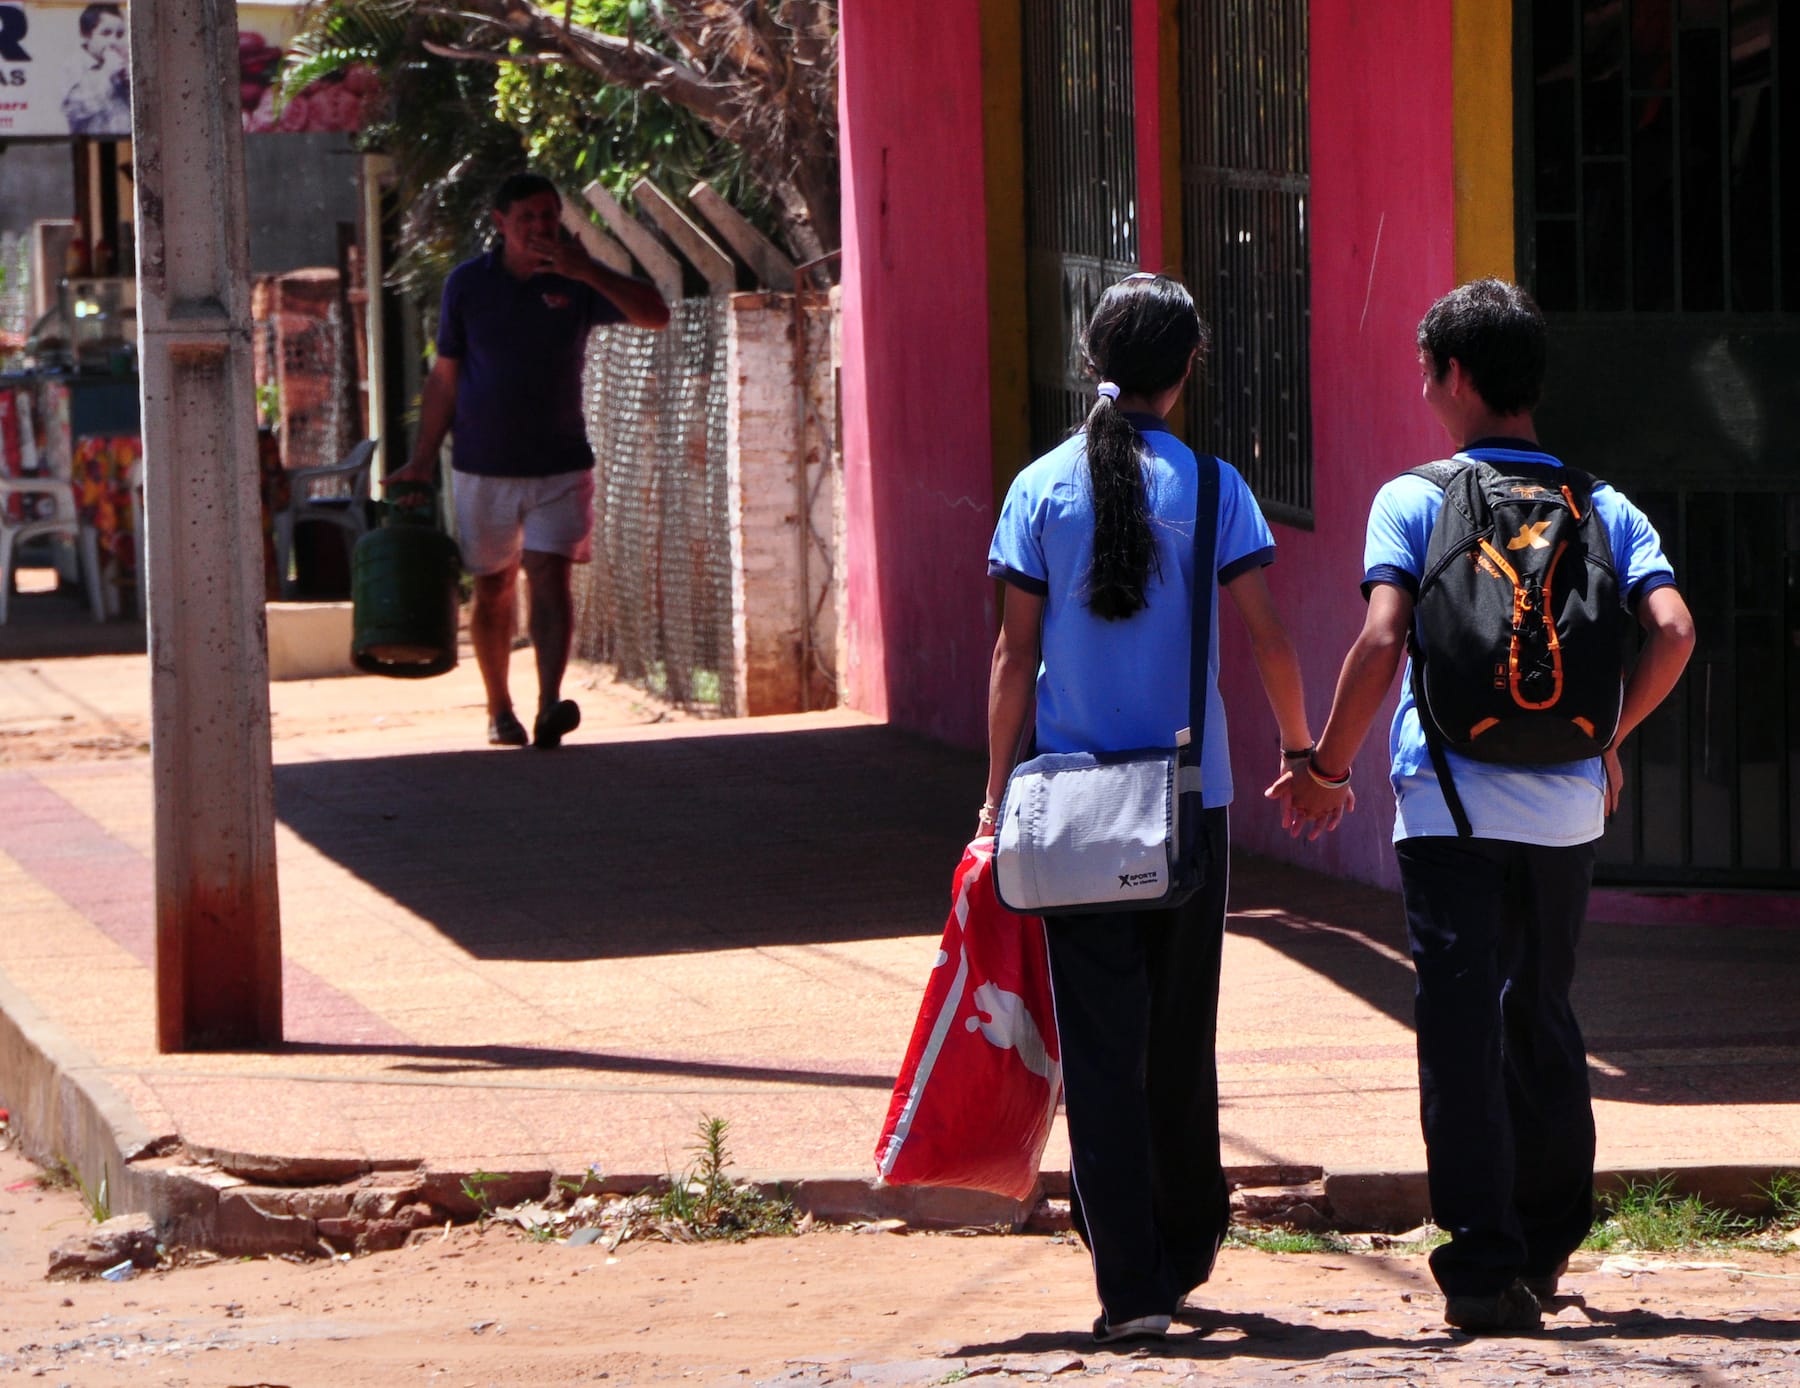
[
  {"xmin": 1022, "ymin": 0, "xmax": 1141, "ymax": 456},
  {"xmin": 1520, "ymin": 0, "xmax": 1789, "ymax": 316},
  {"xmin": 1179, "ymin": 0, "xmax": 1313, "ymax": 525},
  {"xmin": 1520, "ymin": 1, "xmax": 1797, "ymax": 887},
  {"xmin": 573, "ymin": 297, "xmax": 736, "ymax": 715}
]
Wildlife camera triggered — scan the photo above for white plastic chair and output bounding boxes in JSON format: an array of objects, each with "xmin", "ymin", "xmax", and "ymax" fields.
[
  {"xmin": 273, "ymin": 437, "xmax": 377, "ymax": 600},
  {"xmin": 0, "ymin": 474, "xmax": 106, "ymax": 624}
]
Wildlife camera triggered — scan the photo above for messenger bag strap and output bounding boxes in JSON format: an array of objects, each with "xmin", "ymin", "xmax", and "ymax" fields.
[{"xmin": 1185, "ymin": 455, "xmax": 1222, "ymax": 780}]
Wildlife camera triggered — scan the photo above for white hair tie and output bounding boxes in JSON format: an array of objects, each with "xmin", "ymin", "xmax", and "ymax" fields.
[{"xmin": 1096, "ymin": 382, "xmax": 1121, "ymax": 401}]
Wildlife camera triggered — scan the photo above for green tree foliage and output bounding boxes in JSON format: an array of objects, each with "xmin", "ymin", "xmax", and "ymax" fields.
[
  {"xmin": 282, "ymin": 0, "xmax": 526, "ymax": 308},
  {"xmin": 491, "ymin": 1, "xmax": 767, "ymax": 222},
  {"xmin": 283, "ymin": 0, "xmax": 834, "ymax": 317}
]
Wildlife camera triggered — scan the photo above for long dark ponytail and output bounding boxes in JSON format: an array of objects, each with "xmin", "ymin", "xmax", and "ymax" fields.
[{"xmin": 1080, "ymin": 274, "xmax": 1207, "ymax": 620}]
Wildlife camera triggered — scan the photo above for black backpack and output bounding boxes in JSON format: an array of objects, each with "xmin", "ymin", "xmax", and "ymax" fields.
[{"xmin": 1407, "ymin": 456, "xmax": 1623, "ymax": 834}]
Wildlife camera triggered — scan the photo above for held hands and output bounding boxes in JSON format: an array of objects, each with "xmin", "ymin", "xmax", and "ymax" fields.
[{"xmin": 1264, "ymin": 755, "xmax": 1356, "ymax": 842}]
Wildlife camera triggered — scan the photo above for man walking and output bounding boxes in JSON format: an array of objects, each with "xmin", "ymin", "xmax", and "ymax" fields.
[
  {"xmin": 389, "ymin": 173, "xmax": 669, "ymax": 748},
  {"xmin": 1277, "ymin": 279, "xmax": 1695, "ymax": 1332}
]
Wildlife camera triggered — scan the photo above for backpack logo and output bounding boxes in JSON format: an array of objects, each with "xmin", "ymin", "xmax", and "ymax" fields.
[{"xmin": 1507, "ymin": 521, "xmax": 1552, "ymax": 551}]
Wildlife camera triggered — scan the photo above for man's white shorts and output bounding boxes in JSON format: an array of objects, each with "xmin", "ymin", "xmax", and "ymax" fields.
[{"xmin": 453, "ymin": 469, "xmax": 596, "ymax": 576}]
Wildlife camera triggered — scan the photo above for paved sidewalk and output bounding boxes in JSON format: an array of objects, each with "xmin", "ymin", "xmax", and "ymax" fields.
[{"xmin": 1, "ymin": 653, "xmax": 1798, "ymax": 1245}]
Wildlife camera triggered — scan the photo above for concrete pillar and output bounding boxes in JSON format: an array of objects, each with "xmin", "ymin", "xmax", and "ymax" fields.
[{"xmin": 130, "ymin": 0, "xmax": 283, "ymax": 1049}]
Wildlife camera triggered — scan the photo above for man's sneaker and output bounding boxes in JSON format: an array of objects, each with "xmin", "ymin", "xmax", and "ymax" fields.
[
  {"xmin": 1443, "ymin": 1280, "xmax": 1542, "ymax": 1334},
  {"xmin": 533, "ymin": 699, "xmax": 581, "ymax": 749},
  {"xmin": 1520, "ymin": 1259, "xmax": 1570, "ymax": 1302},
  {"xmin": 487, "ymin": 709, "xmax": 529, "ymax": 747},
  {"xmin": 1091, "ymin": 1313, "xmax": 1171, "ymax": 1345}
]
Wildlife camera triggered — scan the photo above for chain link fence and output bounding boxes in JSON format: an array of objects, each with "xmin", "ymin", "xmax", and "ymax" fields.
[{"xmin": 573, "ymin": 297, "xmax": 736, "ymax": 715}]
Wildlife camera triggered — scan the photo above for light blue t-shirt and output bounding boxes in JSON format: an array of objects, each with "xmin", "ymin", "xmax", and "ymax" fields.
[
  {"xmin": 987, "ymin": 417, "xmax": 1275, "ymax": 806},
  {"xmin": 1363, "ymin": 443, "xmax": 1677, "ymax": 845}
]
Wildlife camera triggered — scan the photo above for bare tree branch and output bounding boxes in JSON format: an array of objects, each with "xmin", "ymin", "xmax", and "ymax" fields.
[{"xmin": 408, "ymin": 0, "xmax": 838, "ymax": 271}]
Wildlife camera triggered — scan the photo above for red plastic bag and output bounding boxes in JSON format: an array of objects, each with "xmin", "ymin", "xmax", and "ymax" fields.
[{"xmin": 875, "ymin": 838, "xmax": 1062, "ymax": 1201}]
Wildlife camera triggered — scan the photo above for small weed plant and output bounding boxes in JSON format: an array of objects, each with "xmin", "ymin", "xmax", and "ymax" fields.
[
  {"xmin": 37, "ymin": 1158, "xmax": 109, "ymax": 1223},
  {"xmin": 657, "ymin": 1116, "xmax": 795, "ymax": 1241},
  {"xmin": 1758, "ymin": 1172, "xmax": 1800, "ymax": 1228},
  {"xmin": 1583, "ymin": 1174, "xmax": 1761, "ymax": 1253},
  {"xmin": 459, "ymin": 1169, "xmax": 508, "ymax": 1225},
  {"xmin": 1227, "ymin": 1225, "xmax": 1348, "ymax": 1255}
]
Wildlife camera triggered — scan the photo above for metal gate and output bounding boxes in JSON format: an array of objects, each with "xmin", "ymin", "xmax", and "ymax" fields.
[
  {"xmin": 1518, "ymin": 0, "xmax": 1798, "ymax": 887},
  {"xmin": 1178, "ymin": 0, "xmax": 1313, "ymax": 525},
  {"xmin": 1022, "ymin": 0, "xmax": 1140, "ymax": 456}
]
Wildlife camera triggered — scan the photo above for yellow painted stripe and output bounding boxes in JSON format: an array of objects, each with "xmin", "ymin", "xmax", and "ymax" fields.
[
  {"xmin": 981, "ymin": 0, "xmax": 1031, "ymax": 510},
  {"xmin": 1452, "ymin": 0, "xmax": 1515, "ymax": 283}
]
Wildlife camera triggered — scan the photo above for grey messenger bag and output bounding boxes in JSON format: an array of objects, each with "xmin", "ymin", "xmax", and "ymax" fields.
[{"xmin": 992, "ymin": 455, "xmax": 1219, "ymax": 915}]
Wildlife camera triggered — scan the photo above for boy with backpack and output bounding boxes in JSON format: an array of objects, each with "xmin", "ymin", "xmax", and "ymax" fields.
[{"xmin": 1274, "ymin": 279, "xmax": 1695, "ymax": 1333}]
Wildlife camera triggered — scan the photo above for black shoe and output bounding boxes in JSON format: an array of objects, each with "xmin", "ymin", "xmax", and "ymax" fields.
[
  {"xmin": 487, "ymin": 709, "xmax": 529, "ymax": 747},
  {"xmin": 533, "ymin": 699, "xmax": 580, "ymax": 749},
  {"xmin": 1520, "ymin": 1258, "xmax": 1569, "ymax": 1301},
  {"xmin": 1444, "ymin": 1281, "xmax": 1542, "ymax": 1334}
]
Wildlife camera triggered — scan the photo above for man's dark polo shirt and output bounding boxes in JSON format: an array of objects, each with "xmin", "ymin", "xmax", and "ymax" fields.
[{"xmin": 435, "ymin": 249, "xmax": 624, "ymax": 478}]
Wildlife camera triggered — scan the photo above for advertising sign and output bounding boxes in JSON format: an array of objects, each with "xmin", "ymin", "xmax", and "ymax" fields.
[
  {"xmin": 0, "ymin": 1, "xmax": 375, "ymax": 138},
  {"xmin": 0, "ymin": 2, "xmax": 133, "ymax": 138}
]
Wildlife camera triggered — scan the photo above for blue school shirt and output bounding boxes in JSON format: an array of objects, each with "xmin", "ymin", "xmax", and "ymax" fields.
[
  {"xmin": 435, "ymin": 250, "xmax": 623, "ymax": 478},
  {"xmin": 1362, "ymin": 442, "xmax": 1677, "ymax": 845},
  {"xmin": 987, "ymin": 417, "xmax": 1275, "ymax": 807}
]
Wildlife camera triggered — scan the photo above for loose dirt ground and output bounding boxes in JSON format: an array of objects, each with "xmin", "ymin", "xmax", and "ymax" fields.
[{"xmin": 4, "ymin": 1146, "xmax": 1798, "ymax": 1387}]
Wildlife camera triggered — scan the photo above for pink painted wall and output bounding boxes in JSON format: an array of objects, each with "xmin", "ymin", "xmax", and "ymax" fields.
[
  {"xmin": 1212, "ymin": 0, "xmax": 1459, "ymax": 888},
  {"xmin": 838, "ymin": 0, "xmax": 1466, "ymax": 893},
  {"xmin": 839, "ymin": 4, "xmax": 996, "ymax": 747}
]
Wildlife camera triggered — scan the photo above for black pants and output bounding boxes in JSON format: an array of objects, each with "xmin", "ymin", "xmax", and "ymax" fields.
[
  {"xmin": 1044, "ymin": 806, "xmax": 1232, "ymax": 1325},
  {"xmin": 1396, "ymin": 834, "xmax": 1599, "ymax": 1298}
]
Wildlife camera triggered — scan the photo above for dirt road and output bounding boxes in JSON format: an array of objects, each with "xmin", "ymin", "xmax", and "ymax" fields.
[{"xmin": 3, "ymin": 1145, "xmax": 1797, "ymax": 1387}]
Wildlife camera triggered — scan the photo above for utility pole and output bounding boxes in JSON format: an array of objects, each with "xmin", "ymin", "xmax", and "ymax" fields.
[{"xmin": 130, "ymin": 0, "xmax": 283, "ymax": 1049}]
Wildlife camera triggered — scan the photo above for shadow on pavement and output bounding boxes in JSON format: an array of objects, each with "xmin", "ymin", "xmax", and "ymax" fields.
[
  {"xmin": 275, "ymin": 719, "xmax": 1800, "ymax": 1110},
  {"xmin": 279, "ymin": 1039, "xmax": 895, "ymax": 1089},
  {"xmin": 0, "ymin": 590, "xmax": 145, "ymax": 660},
  {"xmin": 1227, "ymin": 855, "xmax": 1800, "ymax": 1109},
  {"xmin": 956, "ymin": 1303, "xmax": 1800, "ymax": 1365},
  {"xmin": 275, "ymin": 721, "xmax": 977, "ymax": 960},
  {"xmin": 952, "ymin": 1307, "xmax": 1414, "ymax": 1361}
]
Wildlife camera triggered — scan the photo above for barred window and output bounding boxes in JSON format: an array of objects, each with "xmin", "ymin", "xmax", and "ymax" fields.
[
  {"xmin": 1180, "ymin": 0, "xmax": 1313, "ymax": 525},
  {"xmin": 1522, "ymin": 0, "xmax": 1790, "ymax": 316},
  {"xmin": 1022, "ymin": 0, "xmax": 1141, "ymax": 456}
]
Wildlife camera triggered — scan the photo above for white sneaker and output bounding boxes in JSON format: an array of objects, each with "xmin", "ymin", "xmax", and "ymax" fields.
[{"xmin": 1091, "ymin": 1312, "xmax": 1171, "ymax": 1344}]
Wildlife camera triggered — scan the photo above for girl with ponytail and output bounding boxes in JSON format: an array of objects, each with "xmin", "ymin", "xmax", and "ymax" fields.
[{"xmin": 983, "ymin": 273, "xmax": 1330, "ymax": 1343}]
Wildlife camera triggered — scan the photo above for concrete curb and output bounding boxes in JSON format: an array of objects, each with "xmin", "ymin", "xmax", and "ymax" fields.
[
  {"xmin": 0, "ymin": 967, "xmax": 177, "ymax": 1190},
  {"xmin": 5, "ymin": 972, "xmax": 1799, "ymax": 1257}
]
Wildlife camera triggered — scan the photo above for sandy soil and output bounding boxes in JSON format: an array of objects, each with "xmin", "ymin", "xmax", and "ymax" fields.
[{"xmin": 3, "ymin": 1145, "xmax": 1798, "ymax": 1388}]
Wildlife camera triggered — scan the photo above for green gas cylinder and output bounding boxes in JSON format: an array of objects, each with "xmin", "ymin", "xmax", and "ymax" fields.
[{"xmin": 350, "ymin": 481, "xmax": 461, "ymax": 678}]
